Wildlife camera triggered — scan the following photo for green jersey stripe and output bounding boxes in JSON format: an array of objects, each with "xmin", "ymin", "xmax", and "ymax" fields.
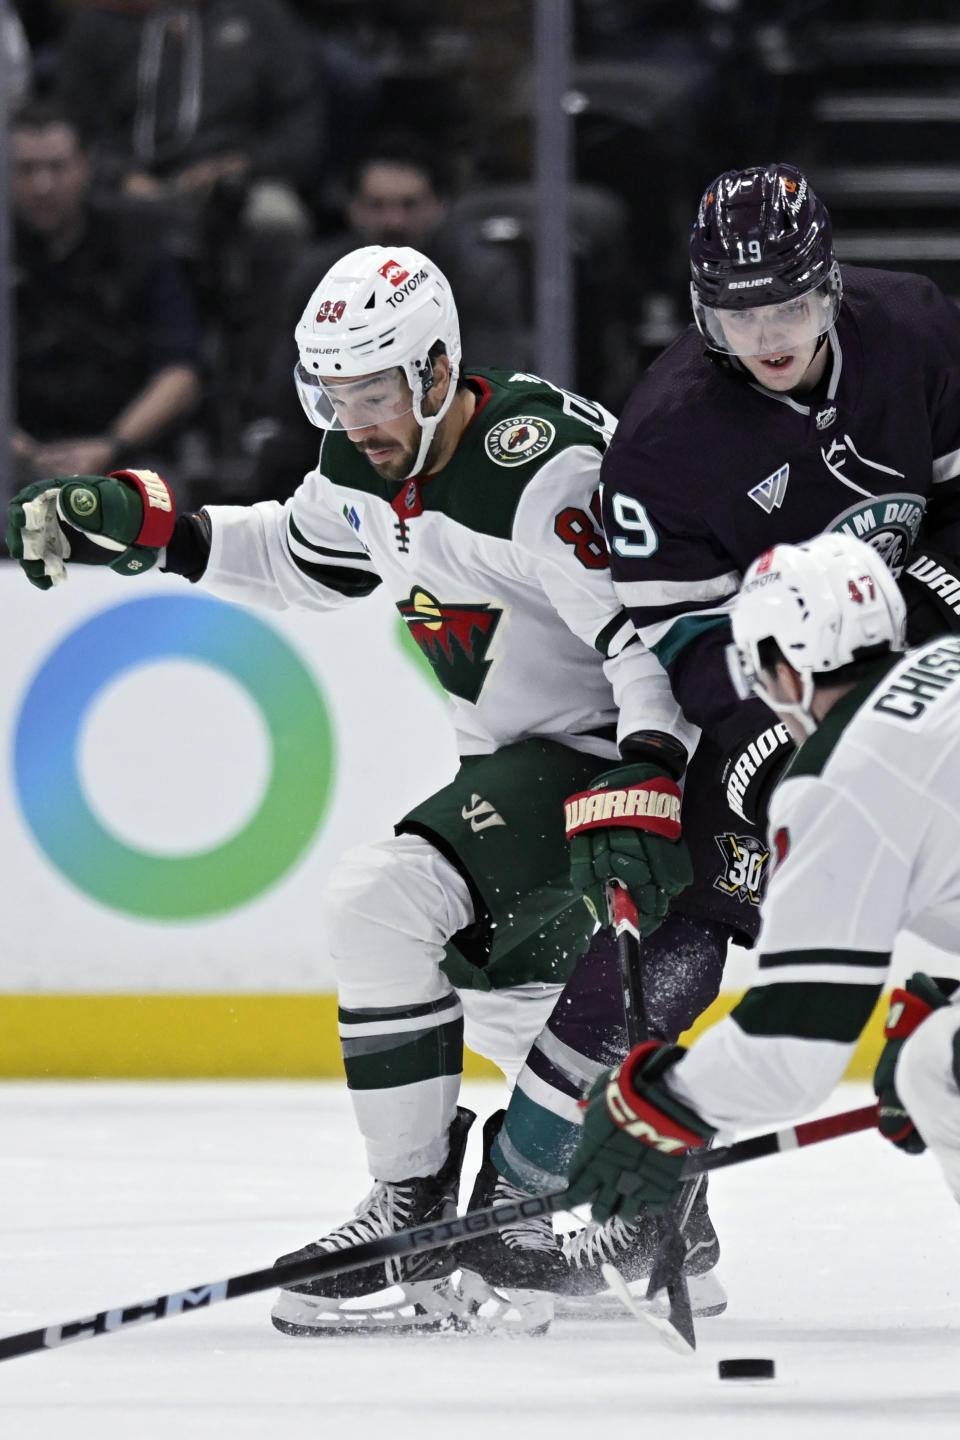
[
  {"xmin": 593, "ymin": 609, "xmax": 633, "ymax": 656},
  {"xmin": 732, "ymin": 979, "xmax": 883, "ymax": 1043},
  {"xmin": 758, "ymin": 947, "xmax": 889, "ymax": 971},
  {"xmin": 338, "ymin": 992, "xmax": 461, "ymax": 1026},
  {"xmin": 342, "ymin": 1015, "xmax": 463, "ymax": 1090},
  {"xmin": 287, "ymin": 547, "xmax": 381, "ymax": 596},
  {"xmin": 288, "ymin": 516, "xmax": 368, "ymax": 561}
]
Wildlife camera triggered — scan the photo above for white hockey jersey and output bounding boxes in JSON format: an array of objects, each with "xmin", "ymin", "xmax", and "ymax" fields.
[
  {"xmin": 200, "ymin": 369, "xmax": 696, "ymax": 762},
  {"xmin": 669, "ymin": 633, "xmax": 960, "ymax": 1133}
]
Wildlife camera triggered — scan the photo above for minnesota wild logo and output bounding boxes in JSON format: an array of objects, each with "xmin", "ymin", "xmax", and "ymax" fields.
[
  {"xmin": 484, "ymin": 415, "xmax": 555, "ymax": 467},
  {"xmin": 397, "ymin": 587, "xmax": 502, "ymax": 703}
]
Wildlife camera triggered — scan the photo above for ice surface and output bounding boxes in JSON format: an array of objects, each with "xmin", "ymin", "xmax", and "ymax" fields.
[{"xmin": 1, "ymin": 1080, "xmax": 959, "ymax": 1440}]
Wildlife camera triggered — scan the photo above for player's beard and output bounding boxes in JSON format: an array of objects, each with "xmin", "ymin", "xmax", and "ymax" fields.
[
  {"xmin": 358, "ymin": 441, "xmax": 415, "ymax": 482},
  {"xmin": 357, "ymin": 416, "xmax": 445, "ymax": 481}
]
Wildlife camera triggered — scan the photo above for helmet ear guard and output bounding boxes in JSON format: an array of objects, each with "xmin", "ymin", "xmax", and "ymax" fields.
[{"xmin": 730, "ymin": 533, "xmax": 907, "ymax": 734}]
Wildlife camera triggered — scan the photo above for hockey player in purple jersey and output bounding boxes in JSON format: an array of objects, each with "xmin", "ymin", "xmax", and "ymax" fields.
[{"xmin": 600, "ymin": 162, "xmax": 960, "ymax": 858}]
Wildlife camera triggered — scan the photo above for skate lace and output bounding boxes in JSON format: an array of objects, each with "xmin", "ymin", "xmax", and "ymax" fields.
[
  {"xmin": 494, "ymin": 1179, "xmax": 557, "ymax": 1253},
  {"xmin": 561, "ymin": 1215, "xmax": 636, "ymax": 1271},
  {"xmin": 319, "ymin": 1181, "xmax": 418, "ymax": 1254}
]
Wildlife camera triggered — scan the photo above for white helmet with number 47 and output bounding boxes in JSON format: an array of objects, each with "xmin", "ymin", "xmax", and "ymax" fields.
[
  {"xmin": 294, "ymin": 245, "xmax": 462, "ymax": 479},
  {"xmin": 728, "ymin": 533, "xmax": 907, "ymax": 732}
]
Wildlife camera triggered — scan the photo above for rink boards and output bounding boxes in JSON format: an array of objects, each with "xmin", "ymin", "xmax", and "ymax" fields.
[{"xmin": 0, "ymin": 565, "xmax": 952, "ymax": 1079}]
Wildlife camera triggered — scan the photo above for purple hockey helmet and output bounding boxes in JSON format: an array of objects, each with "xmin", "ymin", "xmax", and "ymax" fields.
[{"xmin": 689, "ymin": 164, "xmax": 842, "ymax": 356}]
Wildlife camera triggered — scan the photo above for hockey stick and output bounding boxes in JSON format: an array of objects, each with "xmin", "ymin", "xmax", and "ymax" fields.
[
  {"xmin": 0, "ymin": 1100, "xmax": 877, "ymax": 1364},
  {"xmin": 606, "ymin": 880, "xmax": 697, "ymax": 1353}
]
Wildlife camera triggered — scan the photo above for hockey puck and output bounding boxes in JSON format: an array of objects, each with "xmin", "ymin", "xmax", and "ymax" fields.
[{"xmin": 718, "ymin": 1358, "xmax": 775, "ymax": 1381}]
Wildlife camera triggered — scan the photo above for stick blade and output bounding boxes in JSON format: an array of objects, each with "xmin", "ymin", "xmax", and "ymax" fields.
[{"xmin": 600, "ymin": 1263, "xmax": 696, "ymax": 1357}]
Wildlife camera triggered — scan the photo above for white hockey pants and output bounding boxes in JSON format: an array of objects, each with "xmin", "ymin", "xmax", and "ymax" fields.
[{"xmin": 326, "ymin": 832, "xmax": 563, "ymax": 1181}]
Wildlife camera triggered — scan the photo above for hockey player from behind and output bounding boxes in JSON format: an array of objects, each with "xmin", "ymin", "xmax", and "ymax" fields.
[
  {"xmin": 563, "ymin": 533, "xmax": 960, "ymax": 1235},
  {"xmin": 600, "ymin": 162, "xmax": 960, "ymax": 923},
  {"xmin": 7, "ymin": 245, "xmax": 735, "ymax": 1335}
]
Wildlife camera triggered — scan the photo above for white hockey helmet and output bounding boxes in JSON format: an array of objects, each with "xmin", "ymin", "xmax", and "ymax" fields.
[
  {"xmin": 294, "ymin": 244, "xmax": 462, "ymax": 478},
  {"xmin": 727, "ymin": 532, "xmax": 906, "ymax": 733}
]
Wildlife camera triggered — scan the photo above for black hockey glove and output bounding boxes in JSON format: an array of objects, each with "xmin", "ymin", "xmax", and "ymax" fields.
[
  {"xmin": 562, "ymin": 1041, "xmax": 715, "ymax": 1221},
  {"xmin": 900, "ymin": 549, "xmax": 960, "ymax": 642},
  {"xmin": 720, "ymin": 720, "xmax": 794, "ymax": 828},
  {"xmin": 873, "ymin": 972, "xmax": 959, "ymax": 1154}
]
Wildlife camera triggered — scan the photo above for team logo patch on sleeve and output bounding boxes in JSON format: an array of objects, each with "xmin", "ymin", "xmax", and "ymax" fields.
[
  {"xmin": 484, "ymin": 416, "xmax": 556, "ymax": 467},
  {"xmin": 713, "ymin": 833, "xmax": 769, "ymax": 906}
]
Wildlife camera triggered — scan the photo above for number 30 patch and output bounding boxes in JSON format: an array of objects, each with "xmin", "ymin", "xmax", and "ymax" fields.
[{"xmin": 713, "ymin": 833, "xmax": 769, "ymax": 906}]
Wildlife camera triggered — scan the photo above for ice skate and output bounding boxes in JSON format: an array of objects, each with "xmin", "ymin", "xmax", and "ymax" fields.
[
  {"xmin": 559, "ymin": 1180, "xmax": 726, "ymax": 1318},
  {"xmin": 271, "ymin": 1107, "xmax": 476, "ymax": 1336},
  {"xmin": 454, "ymin": 1110, "xmax": 564, "ymax": 1334}
]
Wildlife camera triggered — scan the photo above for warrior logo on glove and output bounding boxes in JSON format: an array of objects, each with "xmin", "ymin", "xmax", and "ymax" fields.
[{"xmin": 564, "ymin": 780, "xmax": 681, "ymax": 839}]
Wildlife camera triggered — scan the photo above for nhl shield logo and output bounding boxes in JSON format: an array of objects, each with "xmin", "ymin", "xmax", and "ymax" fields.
[
  {"xmin": 484, "ymin": 416, "xmax": 556, "ymax": 467},
  {"xmin": 816, "ymin": 405, "xmax": 837, "ymax": 431}
]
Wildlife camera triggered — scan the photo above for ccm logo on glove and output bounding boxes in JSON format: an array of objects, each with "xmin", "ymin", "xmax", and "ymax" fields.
[
  {"xmin": 604, "ymin": 1076, "xmax": 689, "ymax": 1152},
  {"xmin": 602, "ymin": 1044, "xmax": 710, "ymax": 1153},
  {"xmin": 564, "ymin": 779, "xmax": 681, "ymax": 840}
]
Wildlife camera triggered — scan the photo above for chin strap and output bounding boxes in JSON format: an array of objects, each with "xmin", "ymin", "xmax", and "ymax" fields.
[{"xmin": 402, "ymin": 357, "xmax": 461, "ymax": 479}]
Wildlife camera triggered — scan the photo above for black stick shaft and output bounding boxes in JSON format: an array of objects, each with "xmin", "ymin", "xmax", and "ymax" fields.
[{"xmin": 605, "ymin": 882, "xmax": 696, "ymax": 1347}]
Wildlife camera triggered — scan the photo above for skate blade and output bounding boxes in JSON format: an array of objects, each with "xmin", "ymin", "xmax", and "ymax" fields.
[
  {"xmin": 557, "ymin": 1268, "xmax": 726, "ymax": 1321},
  {"xmin": 271, "ymin": 1278, "xmax": 474, "ymax": 1338},
  {"xmin": 683, "ymin": 1268, "xmax": 727, "ymax": 1318},
  {"xmin": 455, "ymin": 1268, "xmax": 554, "ymax": 1336},
  {"xmin": 600, "ymin": 1263, "xmax": 695, "ymax": 1356}
]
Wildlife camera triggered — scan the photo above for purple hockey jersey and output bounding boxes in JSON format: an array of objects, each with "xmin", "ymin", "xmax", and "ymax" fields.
[{"xmin": 600, "ymin": 266, "xmax": 960, "ymax": 753}]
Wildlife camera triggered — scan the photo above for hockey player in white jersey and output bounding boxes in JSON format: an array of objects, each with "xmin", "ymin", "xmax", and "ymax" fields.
[
  {"xmin": 8, "ymin": 245, "xmax": 737, "ymax": 1335},
  {"xmin": 563, "ymin": 531, "xmax": 960, "ymax": 1230}
]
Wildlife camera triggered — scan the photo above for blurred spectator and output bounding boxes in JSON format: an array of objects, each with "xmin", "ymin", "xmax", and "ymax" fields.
[
  {"xmin": 245, "ymin": 134, "xmax": 532, "ymax": 498},
  {"xmin": 295, "ymin": 135, "xmax": 530, "ymax": 368},
  {"xmin": 10, "ymin": 102, "xmax": 201, "ymax": 491},
  {"xmin": 53, "ymin": 0, "xmax": 320, "ymax": 237}
]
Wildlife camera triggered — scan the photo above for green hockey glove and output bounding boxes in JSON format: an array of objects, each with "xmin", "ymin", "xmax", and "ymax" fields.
[
  {"xmin": 562, "ymin": 1041, "xmax": 715, "ymax": 1221},
  {"xmin": 874, "ymin": 972, "xmax": 959, "ymax": 1154},
  {"xmin": 566, "ymin": 762, "xmax": 693, "ymax": 935},
  {"xmin": 7, "ymin": 470, "xmax": 176, "ymax": 590}
]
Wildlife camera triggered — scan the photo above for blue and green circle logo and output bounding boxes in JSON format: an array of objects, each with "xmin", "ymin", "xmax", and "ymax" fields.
[{"xmin": 14, "ymin": 595, "xmax": 334, "ymax": 920}]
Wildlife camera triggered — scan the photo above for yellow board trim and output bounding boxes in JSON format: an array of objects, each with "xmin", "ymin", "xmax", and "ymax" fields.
[{"xmin": 0, "ymin": 991, "xmax": 889, "ymax": 1080}]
